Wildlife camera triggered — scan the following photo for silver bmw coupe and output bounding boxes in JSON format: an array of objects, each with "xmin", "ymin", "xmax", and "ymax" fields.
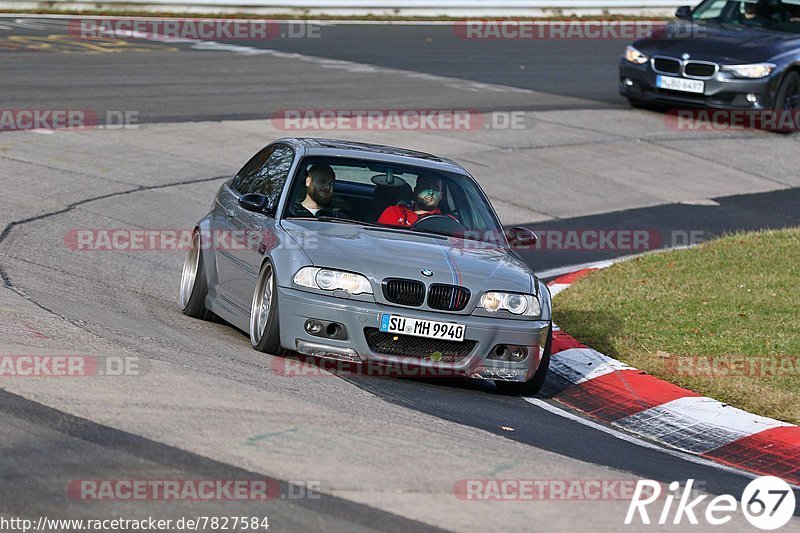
[{"xmin": 180, "ymin": 138, "xmax": 552, "ymax": 394}]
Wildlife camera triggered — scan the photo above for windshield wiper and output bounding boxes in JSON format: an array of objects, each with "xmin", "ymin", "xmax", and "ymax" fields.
[
  {"xmin": 287, "ymin": 216, "xmax": 383, "ymax": 228},
  {"xmin": 318, "ymin": 216, "xmax": 384, "ymax": 227},
  {"xmin": 365, "ymin": 226, "xmax": 447, "ymax": 239}
]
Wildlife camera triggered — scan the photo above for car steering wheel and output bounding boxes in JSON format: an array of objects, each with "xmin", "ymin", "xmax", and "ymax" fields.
[{"xmin": 410, "ymin": 214, "xmax": 467, "ymax": 235}]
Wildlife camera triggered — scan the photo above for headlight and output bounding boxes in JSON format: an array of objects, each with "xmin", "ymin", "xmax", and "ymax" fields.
[
  {"xmin": 478, "ymin": 292, "xmax": 541, "ymax": 316},
  {"xmin": 722, "ymin": 63, "xmax": 776, "ymax": 79},
  {"xmin": 293, "ymin": 267, "xmax": 373, "ymax": 295},
  {"xmin": 624, "ymin": 45, "xmax": 649, "ymax": 65}
]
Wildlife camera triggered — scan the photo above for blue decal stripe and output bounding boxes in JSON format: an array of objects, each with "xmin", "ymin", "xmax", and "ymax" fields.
[{"xmin": 434, "ymin": 241, "xmax": 462, "ymax": 308}]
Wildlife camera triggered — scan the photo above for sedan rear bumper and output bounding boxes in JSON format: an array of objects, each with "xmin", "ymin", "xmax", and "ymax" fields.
[{"xmin": 277, "ymin": 286, "xmax": 550, "ymax": 382}]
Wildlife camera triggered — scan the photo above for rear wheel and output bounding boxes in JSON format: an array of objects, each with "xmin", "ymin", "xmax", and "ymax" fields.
[
  {"xmin": 494, "ymin": 325, "xmax": 552, "ymax": 396},
  {"xmin": 180, "ymin": 231, "xmax": 213, "ymax": 320},
  {"xmin": 250, "ymin": 261, "xmax": 285, "ymax": 354}
]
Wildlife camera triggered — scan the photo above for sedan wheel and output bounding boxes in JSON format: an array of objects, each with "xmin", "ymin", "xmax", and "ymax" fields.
[
  {"xmin": 777, "ymin": 71, "xmax": 800, "ymax": 111},
  {"xmin": 180, "ymin": 231, "xmax": 212, "ymax": 320},
  {"xmin": 250, "ymin": 262, "xmax": 284, "ymax": 354}
]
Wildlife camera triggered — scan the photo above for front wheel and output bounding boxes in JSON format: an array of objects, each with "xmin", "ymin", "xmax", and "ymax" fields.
[
  {"xmin": 770, "ymin": 71, "xmax": 800, "ymax": 134},
  {"xmin": 250, "ymin": 262, "xmax": 285, "ymax": 354},
  {"xmin": 494, "ymin": 325, "xmax": 552, "ymax": 396},
  {"xmin": 180, "ymin": 231, "xmax": 213, "ymax": 320},
  {"xmin": 776, "ymin": 70, "xmax": 800, "ymax": 110}
]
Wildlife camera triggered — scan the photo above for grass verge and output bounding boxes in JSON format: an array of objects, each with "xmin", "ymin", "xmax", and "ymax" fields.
[{"xmin": 553, "ymin": 228, "xmax": 800, "ymax": 424}]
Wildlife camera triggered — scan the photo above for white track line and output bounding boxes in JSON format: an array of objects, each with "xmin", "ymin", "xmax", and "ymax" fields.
[
  {"xmin": 525, "ymin": 397, "xmax": 771, "ymax": 483},
  {"xmin": 615, "ymin": 396, "xmax": 792, "ymax": 454}
]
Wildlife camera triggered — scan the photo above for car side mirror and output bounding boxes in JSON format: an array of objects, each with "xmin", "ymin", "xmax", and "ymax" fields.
[
  {"xmin": 506, "ymin": 227, "xmax": 537, "ymax": 249},
  {"xmin": 675, "ymin": 5, "xmax": 692, "ymax": 19},
  {"xmin": 238, "ymin": 193, "xmax": 268, "ymax": 213}
]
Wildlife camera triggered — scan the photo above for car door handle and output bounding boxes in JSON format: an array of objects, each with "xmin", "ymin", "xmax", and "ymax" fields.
[{"xmin": 225, "ymin": 208, "xmax": 237, "ymax": 218}]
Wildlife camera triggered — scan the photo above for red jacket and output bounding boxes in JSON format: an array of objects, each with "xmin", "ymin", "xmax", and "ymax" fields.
[{"xmin": 378, "ymin": 205, "xmax": 441, "ymax": 227}]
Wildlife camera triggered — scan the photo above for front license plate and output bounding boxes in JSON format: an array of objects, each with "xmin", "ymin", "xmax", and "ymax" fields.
[
  {"xmin": 379, "ymin": 314, "xmax": 465, "ymax": 342},
  {"xmin": 656, "ymin": 75, "xmax": 705, "ymax": 94}
]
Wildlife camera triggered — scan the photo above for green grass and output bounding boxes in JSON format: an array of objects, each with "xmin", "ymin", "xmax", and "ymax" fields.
[{"xmin": 553, "ymin": 228, "xmax": 800, "ymax": 424}]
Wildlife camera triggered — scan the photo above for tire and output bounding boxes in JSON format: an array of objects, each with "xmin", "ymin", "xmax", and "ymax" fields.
[
  {"xmin": 776, "ymin": 71, "xmax": 800, "ymax": 112},
  {"xmin": 774, "ymin": 71, "xmax": 800, "ymax": 134},
  {"xmin": 768, "ymin": 71, "xmax": 800, "ymax": 134},
  {"xmin": 494, "ymin": 324, "xmax": 552, "ymax": 396},
  {"xmin": 180, "ymin": 231, "xmax": 213, "ymax": 320},
  {"xmin": 250, "ymin": 261, "xmax": 285, "ymax": 355}
]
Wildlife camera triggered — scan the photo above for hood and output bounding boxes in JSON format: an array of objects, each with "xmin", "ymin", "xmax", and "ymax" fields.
[
  {"xmin": 634, "ymin": 22, "xmax": 800, "ymax": 63},
  {"xmin": 282, "ymin": 220, "xmax": 534, "ymax": 302}
]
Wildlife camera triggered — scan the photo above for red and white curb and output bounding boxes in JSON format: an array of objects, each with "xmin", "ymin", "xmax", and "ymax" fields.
[{"xmin": 544, "ymin": 267, "xmax": 800, "ymax": 486}]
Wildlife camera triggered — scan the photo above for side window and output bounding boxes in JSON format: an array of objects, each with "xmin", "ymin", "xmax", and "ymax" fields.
[
  {"xmin": 232, "ymin": 146, "xmax": 273, "ymax": 194},
  {"xmin": 692, "ymin": 0, "xmax": 729, "ymax": 19},
  {"xmin": 231, "ymin": 144, "xmax": 295, "ymax": 209}
]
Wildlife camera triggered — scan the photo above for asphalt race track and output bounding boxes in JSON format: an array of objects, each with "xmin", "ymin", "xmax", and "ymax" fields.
[{"xmin": 1, "ymin": 15, "xmax": 800, "ymax": 532}]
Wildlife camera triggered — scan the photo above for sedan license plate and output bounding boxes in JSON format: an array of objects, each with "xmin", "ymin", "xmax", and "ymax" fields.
[
  {"xmin": 656, "ymin": 75, "xmax": 705, "ymax": 94},
  {"xmin": 380, "ymin": 314, "xmax": 465, "ymax": 342}
]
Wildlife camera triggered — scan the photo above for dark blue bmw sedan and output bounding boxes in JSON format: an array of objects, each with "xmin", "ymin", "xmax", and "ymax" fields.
[{"xmin": 620, "ymin": 0, "xmax": 800, "ymax": 110}]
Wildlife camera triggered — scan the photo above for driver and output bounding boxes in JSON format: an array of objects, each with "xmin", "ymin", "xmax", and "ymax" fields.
[
  {"xmin": 743, "ymin": 0, "xmax": 775, "ymax": 22},
  {"xmin": 292, "ymin": 164, "xmax": 337, "ymax": 216},
  {"xmin": 378, "ymin": 175, "xmax": 445, "ymax": 228}
]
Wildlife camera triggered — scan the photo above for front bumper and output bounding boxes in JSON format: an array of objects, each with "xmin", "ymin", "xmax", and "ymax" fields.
[
  {"xmin": 619, "ymin": 59, "xmax": 781, "ymax": 109},
  {"xmin": 277, "ymin": 286, "xmax": 550, "ymax": 382}
]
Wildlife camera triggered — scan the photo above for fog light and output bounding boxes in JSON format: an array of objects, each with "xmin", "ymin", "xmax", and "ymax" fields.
[
  {"xmin": 624, "ymin": 78, "xmax": 634, "ymax": 87},
  {"xmin": 509, "ymin": 346, "xmax": 527, "ymax": 361},
  {"xmin": 746, "ymin": 93, "xmax": 758, "ymax": 103},
  {"xmin": 305, "ymin": 320, "xmax": 323, "ymax": 335},
  {"xmin": 494, "ymin": 345, "xmax": 509, "ymax": 361},
  {"xmin": 326, "ymin": 323, "xmax": 341, "ymax": 338}
]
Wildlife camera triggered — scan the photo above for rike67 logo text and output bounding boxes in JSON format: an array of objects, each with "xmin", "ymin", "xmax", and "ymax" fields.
[{"xmin": 626, "ymin": 477, "xmax": 796, "ymax": 530}]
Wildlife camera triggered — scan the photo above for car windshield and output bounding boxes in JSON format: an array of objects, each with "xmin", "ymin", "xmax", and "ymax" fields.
[
  {"xmin": 691, "ymin": 0, "xmax": 800, "ymax": 32},
  {"xmin": 282, "ymin": 156, "xmax": 507, "ymax": 246}
]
